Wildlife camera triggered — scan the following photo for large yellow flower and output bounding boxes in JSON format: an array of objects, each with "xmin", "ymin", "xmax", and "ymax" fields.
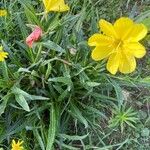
[
  {"xmin": 88, "ymin": 17, "xmax": 148, "ymax": 74},
  {"xmin": 0, "ymin": 46, "xmax": 8, "ymax": 61},
  {"xmin": 43, "ymin": 0, "xmax": 70, "ymax": 12},
  {"xmin": 0, "ymin": 9, "xmax": 7, "ymax": 16},
  {"xmin": 11, "ymin": 140, "xmax": 24, "ymax": 150}
]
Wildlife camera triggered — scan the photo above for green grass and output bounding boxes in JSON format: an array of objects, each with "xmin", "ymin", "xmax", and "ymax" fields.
[{"xmin": 0, "ymin": 0, "xmax": 150, "ymax": 149}]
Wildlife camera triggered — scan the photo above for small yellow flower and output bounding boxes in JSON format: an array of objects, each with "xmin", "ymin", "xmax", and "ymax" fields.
[
  {"xmin": 88, "ymin": 17, "xmax": 148, "ymax": 74},
  {"xmin": 43, "ymin": 0, "xmax": 70, "ymax": 12},
  {"xmin": 11, "ymin": 140, "xmax": 24, "ymax": 150},
  {"xmin": 0, "ymin": 9, "xmax": 7, "ymax": 16},
  {"xmin": 0, "ymin": 46, "xmax": 8, "ymax": 62}
]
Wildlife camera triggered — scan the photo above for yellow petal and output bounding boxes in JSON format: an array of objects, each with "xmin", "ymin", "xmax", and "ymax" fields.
[
  {"xmin": 106, "ymin": 52, "xmax": 121, "ymax": 74},
  {"xmin": 43, "ymin": 0, "xmax": 69, "ymax": 12},
  {"xmin": 124, "ymin": 24, "xmax": 148, "ymax": 42},
  {"xmin": 12, "ymin": 140, "xmax": 16, "ymax": 146},
  {"xmin": 11, "ymin": 140, "xmax": 24, "ymax": 150},
  {"xmin": 0, "ymin": 58, "xmax": 5, "ymax": 61},
  {"xmin": 0, "ymin": 51, "xmax": 8, "ymax": 61},
  {"xmin": 119, "ymin": 52, "xmax": 136, "ymax": 74},
  {"xmin": 114, "ymin": 17, "xmax": 133, "ymax": 39},
  {"xmin": 91, "ymin": 45, "xmax": 113, "ymax": 61},
  {"xmin": 88, "ymin": 33, "xmax": 113, "ymax": 46},
  {"xmin": 0, "ymin": 9, "xmax": 7, "ymax": 16},
  {"xmin": 18, "ymin": 141, "xmax": 24, "ymax": 145},
  {"xmin": 99, "ymin": 19, "xmax": 118, "ymax": 39},
  {"xmin": 124, "ymin": 42, "xmax": 146, "ymax": 58}
]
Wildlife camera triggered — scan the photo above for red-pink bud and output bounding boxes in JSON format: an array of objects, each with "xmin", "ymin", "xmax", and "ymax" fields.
[{"xmin": 26, "ymin": 26, "xmax": 42, "ymax": 48}]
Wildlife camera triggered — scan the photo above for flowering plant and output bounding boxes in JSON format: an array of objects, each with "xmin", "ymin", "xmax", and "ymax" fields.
[{"xmin": 0, "ymin": 0, "xmax": 150, "ymax": 149}]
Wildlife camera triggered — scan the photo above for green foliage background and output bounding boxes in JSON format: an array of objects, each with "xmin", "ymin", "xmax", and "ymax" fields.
[{"xmin": 0, "ymin": 0, "xmax": 150, "ymax": 149}]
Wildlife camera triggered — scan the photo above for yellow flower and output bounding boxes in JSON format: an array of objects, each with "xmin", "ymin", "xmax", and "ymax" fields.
[
  {"xmin": 11, "ymin": 140, "xmax": 24, "ymax": 150},
  {"xmin": 43, "ymin": 0, "xmax": 70, "ymax": 12},
  {"xmin": 88, "ymin": 17, "xmax": 148, "ymax": 74},
  {"xmin": 0, "ymin": 9, "xmax": 7, "ymax": 16},
  {"xmin": 0, "ymin": 46, "xmax": 8, "ymax": 62}
]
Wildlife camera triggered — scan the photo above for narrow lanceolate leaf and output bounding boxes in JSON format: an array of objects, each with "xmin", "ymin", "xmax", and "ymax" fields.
[
  {"xmin": 69, "ymin": 102, "xmax": 88, "ymax": 128},
  {"xmin": 46, "ymin": 103, "xmax": 57, "ymax": 150},
  {"xmin": 18, "ymin": 0, "xmax": 40, "ymax": 25},
  {"xmin": 109, "ymin": 79, "xmax": 124, "ymax": 107},
  {"xmin": 12, "ymin": 86, "xmax": 31, "ymax": 99},
  {"xmin": 42, "ymin": 41, "xmax": 66, "ymax": 53},
  {"xmin": 30, "ymin": 95, "xmax": 49, "ymax": 101},
  {"xmin": 12, "ymin": 86, "xmax": 49, "ymax": 101},
  {"xmin": 79, "ymin": 103, "xmax": 107, "ymax": 119},
  {"xmin": 15, "ymin": 94, "xmax": 30, "ymax": 112},
  {"xmin": 1, "ymin": 61, "xmax": 9, "ymax": 80},
  {"xmin": 55, "ymin": 140, "xmax": 80, "ymax": 150},
  {"xmin": 48, "ymin": 77, "xmax": 72, "ymax": 85},
  {"xmin": 86, "ymin": 81, "xmax": 101, "ymax": 87},
  {"xmin": 57, "ymin": 89, "xmax": 68, "ymax": 102},
  {"xmin": 0, "ymin": 94, "xmax": 10, "ymax": 116},
  {"xmin": 33, "ymin": 129, "xmax": 45, "ymax": 150},
  {"xmin": 58, "ymin": 133, "xmax": 89, "ymax": 141},
  {"xmin": 0, "ymin": 99, "xmax": 8, "ymax": 116}
]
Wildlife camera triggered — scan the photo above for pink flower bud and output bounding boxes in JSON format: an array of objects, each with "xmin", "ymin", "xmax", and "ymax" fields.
[{"xmin": 26, "ymin": 26, "xmax": 42, "ymax": 48}]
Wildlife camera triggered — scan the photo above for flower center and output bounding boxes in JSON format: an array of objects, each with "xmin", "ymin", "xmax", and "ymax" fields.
[
  {"xmin": 114, "ymin": 39, "xmax": 124, "ymax": 49},
  {"xmin": 13, "ymin": 145, "xmax": 21, "ymax": 150}
]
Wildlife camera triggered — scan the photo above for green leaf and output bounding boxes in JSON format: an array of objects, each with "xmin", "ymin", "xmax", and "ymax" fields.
[
  {"xmin": 79, "ymin": 103, "xmax": 107, "ymax": 119},
  {"xmin": 15, "ymin": 94, "xmax": 30, "ymax": 112},
  {"xmin": 135, "ymin": 10, "xmax": 150, "ymax": 23},
  {"xmin": 46, "ymin": 103, "xmax": 57, "ymax": 150},
  {"xmin": 57, "ymin": 89, "xmax": 68, "ymax": 102},
  {"xmin": 30, "ymin": 95, "xmax": 49, "ymax": 101},
  {"xmin": 12, "ymin": 86, "xmax": 49, "ymax": 101},
  {"xmin": 33, "ymin": 129, "xmax": 45, "ymax": 150},
  {"xmin": 0, "ymin": 94, "xmax": 10, "ymax": 116},
  {"xmin": 18, "ymin": 67, "xmax": 31, "ymax": 73},
  {"xmin": 45, "ymin": 63, "xmax": 52, "ymax": 80},
  {"xmin": 70, "ymin": 102, "xmax": 88, "ymax": 128},
  {"xmin": 141, "ymin": 17, "xmax": 150, "ymax": 30},
  {"xmin": 42, "ymin": 40, "xmax": 66, "ymax": 53},
  {"xmin": 0, "ymin": 100, "xmax": 8, "ymax": 116},
  {"xmin": 58, "ymin": 133, "xmax": 89, "ymax": 141},
  {"xmin": 55, "ymin": 140, "xmax": 80, "ymax": 150},
  {"xmin": 48, "ymin": 77, "xmax": 72, "ymax": 85},
  {"xmin": 1, "ymin": 61, "xmax": 9, "ymax": 80},
  {"xmin": 109, "ymin": 79, "xmax": 124, "ymax": 107},
  {"xmin": 94, "ymin": 139, "xmax": 128, "ymax": 150},
  {"xmin": 16, "ymin": 13, "xmax": 28, "ymax": 39},
  {"xmin": 12, "ymin": 87, "xmax": 31, "ymax": 99},
  {"xmin": 86, "ymin": 81, "xmax": 101, "ymax": 87},
  {"xmin": 18, "ymin": 0, "xmax": 41, "ymax": 25},
  {"xmin": 2, "ymin": 41, "xmax": 21, "ymax": 66}
]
